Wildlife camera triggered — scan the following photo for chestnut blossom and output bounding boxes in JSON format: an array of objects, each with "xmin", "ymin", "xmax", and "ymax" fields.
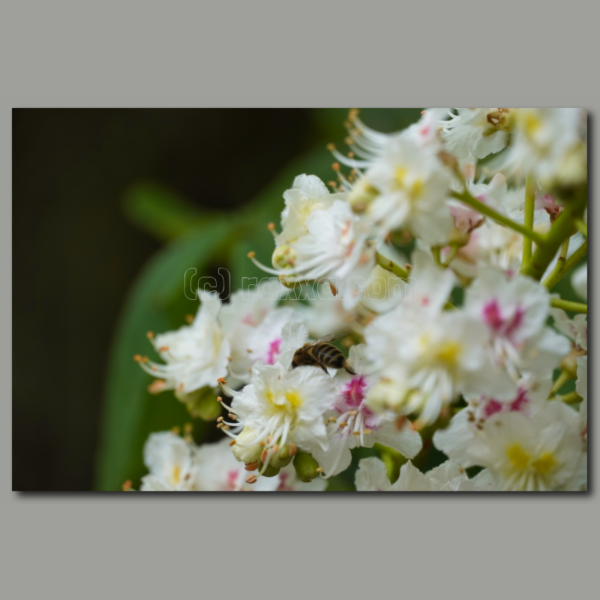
[
  {"xmin": 355, "ymin": 457, "xmax": 487, "ymax": 492},
  {"xmin": 138, "ymin": 291, "xmax": 230, "ymax": 395},
  {"xmin": 465, "ymin": 270, "xmax": 571, "ymax": 379},
  {"xmin": 220, "ymin": 323, "xmax": 335, "ymax": 479},
  {"xmin": 435, "ymin": 400, "xmax": 583, "ymax": 491},
  {"xmin": 312, "ymin": 345, "xmax": 422, "ymax": 478},
  {"xmin": 140, "ymin": 432, "xmax": 200, "ymax": 491},
  {"xmin": 442, "ymin": 108, "xmax": 513, "ymax": 159}
]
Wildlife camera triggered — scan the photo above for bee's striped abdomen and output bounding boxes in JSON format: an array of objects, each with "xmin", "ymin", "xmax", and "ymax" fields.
[{"xmin": 309, "ymin": 344, "xmax": 346, "ymax": 369}]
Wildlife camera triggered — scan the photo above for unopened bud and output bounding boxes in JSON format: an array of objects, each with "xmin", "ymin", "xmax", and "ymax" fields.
[
  {"xmin": 231, "ymin": 427, "xmax": 263, "ymax": 464},
  {"xmin": 348, "ymin": 176, "xmax": 379, "ymax": 213},
  {"xmin": 176, "ymin": 386, "xmax": 222, "ymax": 421},
  {"xmin": 272, "ymin": 245, "xmax": 297, "ymax": 269},
  {"xmin": 261, "ymin": 463, "xmax": 281, "ymax": 478},
  {"xmin": 269, "ymin": 443, "xmax": 293, "ymax": 469},
  {"xmin": 293, "ymin": 450, "xmax": 320, "ymax": 482}
]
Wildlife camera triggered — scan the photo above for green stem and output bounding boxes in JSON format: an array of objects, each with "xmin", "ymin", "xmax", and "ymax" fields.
[
  {"xmin": 376, "ymin": 252, "xmax": 409, "ymax": 280},
  {"xmin": 521, "ymin": 191, "xmax": 587, "ymax": 281},
  {"xmin": 542, "ymin": 240, "xmax": 587, "ymax": 289},
  {"xmin": 541, "ymin": 237, "xmax": 569, "ymax": 289},
  {"xmin": 450, "ymin": 190, "xmax": 546, "ymax": 246},
  {"xmin": 550, "ymin": 370, "xmax": 571, "ymax": 396},
  {"xmin": 560, "ymin": 391, "xmax": 583, "ymax": 404},
  {"xmin": 522, "ymin": 174, "xmax": 536, "ymax": 264},
  {"xmin": 443, "ymin": 245, "xmax": 461, "ymax": 268},
  {"xmin": 550, "ymin": 298, "xmax": 587, "ymax": 314},
  {"xmin": 431, "ymin": 246, "xmax": 442, "ymax": 268},
  {"xmin": 575, "ymin": 218, "xmax": 587, "ymax": 237}
]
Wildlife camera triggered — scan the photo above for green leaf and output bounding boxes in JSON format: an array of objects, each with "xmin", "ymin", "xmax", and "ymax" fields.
[
  {"xmin": 95, "ymin": 218, "xmax": 232, "ymax": 490},
  {"xmin": 122, "ymin": 181, "xmax": 220, "ymax": 241}
]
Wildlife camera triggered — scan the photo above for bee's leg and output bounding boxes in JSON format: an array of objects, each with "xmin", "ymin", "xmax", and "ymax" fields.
[
  {"xmin": 343, "ymin": 362, "xmax": 356, "ymax": 375},
  {"xmin": 320, "ymin": 364, "xmax": 329, "ymax": 375}
]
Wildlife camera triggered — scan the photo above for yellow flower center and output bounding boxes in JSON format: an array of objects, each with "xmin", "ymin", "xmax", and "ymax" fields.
[
  {"xmin": 435, "ymin": 341, "xmax": 463, "ymax": 369},
  {"xmin": 506, "ymin": 443, "xmax": 557, "ymax": 476},
  {"xmin": 395, "ymin": 167, "xmax": 423, "ymax": 201},
  {"xmin": 284, "ymin": 390, "xmax": 303, "ymax": 409}
]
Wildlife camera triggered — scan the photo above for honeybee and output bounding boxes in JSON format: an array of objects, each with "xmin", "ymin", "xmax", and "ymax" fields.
[{"xmin": 291, "ymin": 334, "xmax": 356, "ymax": 375}]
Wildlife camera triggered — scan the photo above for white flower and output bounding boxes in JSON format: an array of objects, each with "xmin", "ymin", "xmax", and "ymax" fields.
[
  {"xmin": 366, "ymin": 132, "xmax": 453, "ymax": 243},
  {"xmin": 442, "ymin": 108, "xmax": 513, "ymax": 159},
  {"xmin": 571, "ymin": 264, "xmax": 587, "ymax": 300},
  {"xmin": 550, "ymin": 308, "xmax": 587, "ymax": 351},
  {"xmin": 138, "ymin": 291, "xmax": 230, "ymax": 395},
  {"xmin": 433, "ymin": 374, "xmax": 552, "ymax": 466},
  {"xmin": 252, "ymin": 190, "xmax": 376, "ymax": 310},
  {"xmin": 500, "ymin": 108, "xmax": 586, "ymax": 185},
  {"xmin": 465, "ymin": 270, "xmax": 570, "ymax": 379},
  {"xmin": 140, "ymin": 432, "xmax": 199, "ymax": 491},
  {"xmin": 219, "ymin": 323, "xmax": 335, "ymax": 480},
  {"xmin": 311, "ymin": 345, "xmax": 422, "ymax": 478},
  {"xmin": 436, "ymin": 401, "xmax": 583, "ymax": 491},
  {"xmin": 194, "ymin": 438, "xmax": 280, "ymax": 491},
  {"xmin": 220, "ymin": 282, "xmax": 299, "ymax": 387},
  {"xmin": 276, "ymin": 174, "xmax": 342, "ymax": 245},
  {"xmin": 365, "ymin": 253, "xmax": 515, "ymax": 425},
  {"xmin": 354, "ymin": 457, "xmax": 486, "ymax": 492}
]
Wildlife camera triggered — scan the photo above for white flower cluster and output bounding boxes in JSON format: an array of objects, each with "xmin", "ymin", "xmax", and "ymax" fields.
[{"xmin": 133, "ymin": 108, "xmax": 587, "ymax": 492}]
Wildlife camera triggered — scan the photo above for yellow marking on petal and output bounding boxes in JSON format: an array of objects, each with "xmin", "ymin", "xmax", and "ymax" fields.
[
  {"xmin": 395, "ymin": 166, "xmax": 408, "ymax": 187},
  {"xmin": 435, "ymin": 341, "xmax": 463, "ymax": 368},
  {"xmin": 506, "ymin": 443, "xmax": 531, "ymax": 471},
  {"xmin": 284, "ymin": 390, "xmax": 303, "ymax": 409},
  {"xmin": 172, "ymin": 465, "xmax": 181, "ymax": 485},
  {"xmin": 531, "ymin": 452, "xmax": 557, "ymax": 476}
]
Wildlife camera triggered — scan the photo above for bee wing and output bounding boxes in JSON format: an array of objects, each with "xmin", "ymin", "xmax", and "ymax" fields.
[{"xmin": 303, "ymin": 333, "xmax": 343, "ymax": 348}]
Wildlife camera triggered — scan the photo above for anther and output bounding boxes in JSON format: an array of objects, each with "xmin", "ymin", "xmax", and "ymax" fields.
[
  {"xmin": 171, "ymin": 426, "xmax": 181, "ymax": 435},
  {"xmin": 146, "ymin": 331, "xmax": 154, "ymax": 340},
  {"xmin": 247, "ymin": 251, "xmax": 256, "ymax": 258},
  {"xmin": 217, "ymin": 416, "xmax": 223, "ymax": 423},
  {"xmin": 272, "ymin": 444, "xmax": 279, "ymax": 454},
  {"xmin": 352, "ymin": 431, "xmax": 361, "ymax": 436},
  {"xmin": 217, "ymin": 378, "xmax": 227, "ymax": 385},
  {"xmin": 326, "ymin": 143, "xmax": 335, "ymax": 151},
  {"xmin": 288, "ymin": 444, "xmax": 297, "ymax": 457},
  {"xmin": 246, "ymin": 475, "xmax": 258, "ymax": 484},
  {"xmin": 217, "ymin": 396, "xmax": 222, "ymax": 402},
  {"xmin": 267, "ymin": 222, "xmax": 276, "ymax": 231},
  {"xmin": 158, "ymin": 346, "xmax": 169, "ymax": 352},
  {"xmin": 122, "ymin": 480, "xmax": 132, "ymax": 491},
  {"xmin": 177, "ymin": 383, "xmax": 184, "ymax": 392},
  {"xmin": 332, "ymin": 162, "xmax": 340, "ymax": 171},
  {"xmin": 245, "ymin": 462, "xmax": 259, "ymax": 471},
  {"xmin": 261, "ymin": 448, "xmax": 269, "ymax": 463},
  {"xmin": 229, "ymin": 439, "xmax": 236, "ymax": 446},
  {"xmin": 133, "ymin": 354, "xmax": 142, "ymax": 362},
  {"xmin": 363, "ymin": 429, "xmax": 373, "ymax": 435},
  {"xmin": 185, "ymin": 314, "xmax": 194, "ymax": 324},
  {"xmin": 316, "ymin": 467, "xmax": 324, "ymax": 473}
]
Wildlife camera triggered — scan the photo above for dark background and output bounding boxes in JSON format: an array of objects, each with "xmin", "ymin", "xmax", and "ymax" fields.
[
  {"xmin": 12, "ymin": 109, "xmax": 316, "ymax": 491},
  {"xmin": 13, "ymin": 108, "xmax": 421, "ymax": 491}
]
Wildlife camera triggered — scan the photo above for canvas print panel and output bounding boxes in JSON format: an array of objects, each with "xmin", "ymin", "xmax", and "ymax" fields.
[{"xmin": 13, "ymin": 108, "xmax": 587, "ymax": 492}]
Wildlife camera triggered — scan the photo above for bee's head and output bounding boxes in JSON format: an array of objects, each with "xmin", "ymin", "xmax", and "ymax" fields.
[{"xmin": 290, "ymin": 349, "xmax": 301, "ymax": 369}]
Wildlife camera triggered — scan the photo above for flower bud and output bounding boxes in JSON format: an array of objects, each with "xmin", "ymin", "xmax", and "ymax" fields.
[
  {"xmin": 348, "ymin": 176, "xmax": 379, "ymax": 213},
  {"xmin": 231, "ymin": 427, "xmax": 263, "ymax": 464},
  {"xmin": 293, "ymin": 450, "xmax": 320, "ymax": 482},
  {"xmin": 268, "ymin": 444, "xmax": 293, "ymax": 470},
  {"xmin": 176, "ymin": 386, "xmax": 222, "ymax": 421},
  {"xmin": 260, "ymin": 463, "xmax": 281, "ymax": 478},
  {"xmin": 272, "ymin": 245, "xmax": 297, "ymax": 270}
]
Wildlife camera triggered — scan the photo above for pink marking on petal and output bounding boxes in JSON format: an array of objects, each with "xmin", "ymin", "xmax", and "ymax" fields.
[
  {"xmin": 504, "ymin": 307, "xmax": 525, "ymax": 339},
  {"xmin": 509, "ymin": 388, "xmax": 529, "ymax": 412},
  {"xmin": 483, "ymin": 399, "xmax": 504, "ymax": 418},
  {"xmin": 482, "ymin": 299, "xmax": 504, "ymax": 331},
  {"xmin": 266, "ymin": 338, "xmax": 282, "ymax": 365},
  {"xmin": 227, "ymin": 469, "xmax": 239, "ymax": 490}
]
